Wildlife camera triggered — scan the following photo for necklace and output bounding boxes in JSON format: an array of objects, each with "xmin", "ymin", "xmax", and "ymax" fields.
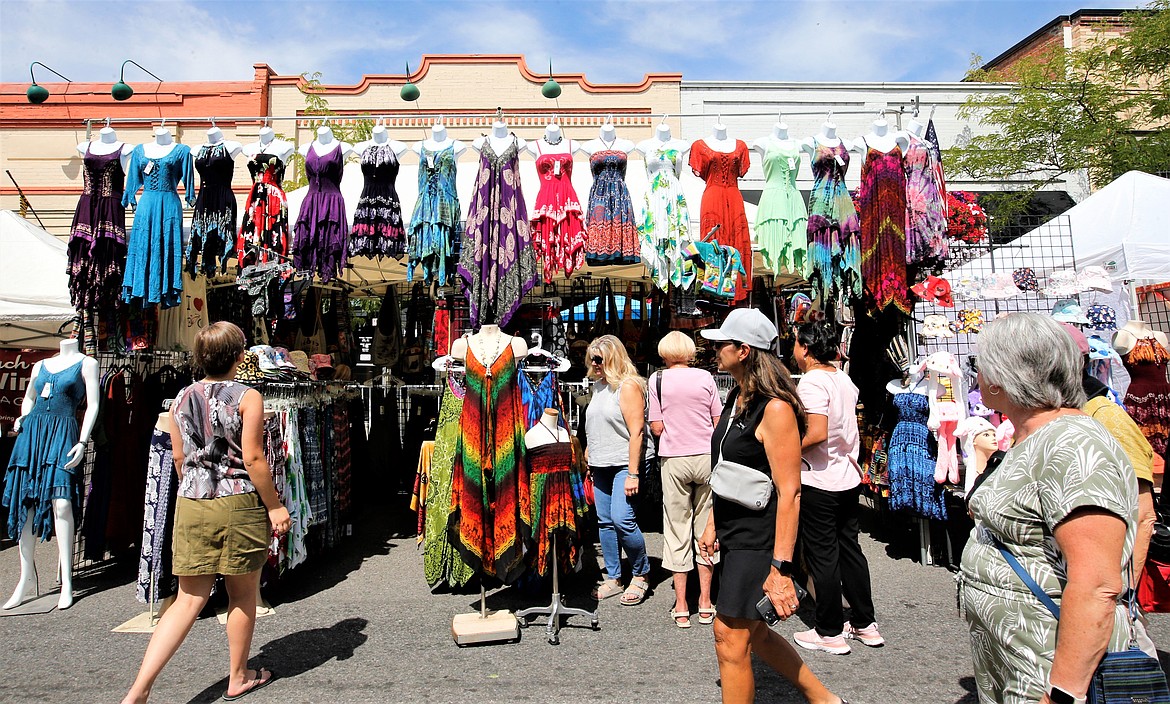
[
  {"xmin": 477, "ymin": 333, "xmax": 510, "ymax": 378},
  {"xmin": 544, "ymin": 134, "xmax": 563, "ymax": 146},
  {"xmin": 600, "ymin": 135, "xmax": 616, "ymax": 151}
]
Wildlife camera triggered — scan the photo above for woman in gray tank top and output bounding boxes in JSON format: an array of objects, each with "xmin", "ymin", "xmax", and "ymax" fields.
[{"xmin": 584, "ymin": 335, "xmax": 652, "ymax": 605}]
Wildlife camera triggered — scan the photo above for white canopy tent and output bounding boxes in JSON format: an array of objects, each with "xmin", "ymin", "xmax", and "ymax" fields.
[{"xmin": 0, "ymin": 210, "xmax": 74, "ymax": 349}]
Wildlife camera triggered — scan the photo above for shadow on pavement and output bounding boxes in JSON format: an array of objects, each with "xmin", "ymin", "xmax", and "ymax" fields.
[
  {"xmin": 184, "ymin": 617, "xmax": 370, "ymax": 703},
  {"xmin": 954, "ymin": 675, "xmax": 979, "ymax": 703}
]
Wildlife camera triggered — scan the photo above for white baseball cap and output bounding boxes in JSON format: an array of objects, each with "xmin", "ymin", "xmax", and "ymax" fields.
[{"xmin": 700, "ymin": 308, "xmax": 778, "ymax": 352}]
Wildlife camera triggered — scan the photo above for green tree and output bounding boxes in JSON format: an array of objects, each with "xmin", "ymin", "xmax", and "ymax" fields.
[
  {"xmin": 950, "ymin": 2, "xmax": 1170, "ymax": 217},
  {"xmin": 280, "ymin": 72, "xmax": 375, "ymax": 192}
]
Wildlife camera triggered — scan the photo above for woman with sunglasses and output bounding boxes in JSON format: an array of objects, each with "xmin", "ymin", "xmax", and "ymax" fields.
[
  {"xmin": 584, "ymin": 335, "xmax": 652, "ymax": 606},
  {"xmin": 698, "ymin": 309, "xmax": 847, "ymax": 704}
]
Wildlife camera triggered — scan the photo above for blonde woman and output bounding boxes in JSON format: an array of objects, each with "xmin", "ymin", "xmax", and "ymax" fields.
[
  {"xmin": 649, "ymin": 331, "xmax": 722, "ymax": 628},
  {"xmin": 585, "ymin": 335, "xmax": 652, "ymax": 605}
]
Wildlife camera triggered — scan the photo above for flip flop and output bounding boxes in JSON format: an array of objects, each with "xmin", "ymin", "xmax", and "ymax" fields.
[
  {"xmin": 621, "ymin": 578, "xmax": 649, "ymax": 606},
  {"xmin": 697, "ymin": 607, "xmax": 717, "ymax": 625},
  {"xmin": 671, "ymin": 610, "xmax": 692, "ymax": 628},
  {"xmin": 223, "ymin": 668, "xmax": 274, "ymax": 701}
]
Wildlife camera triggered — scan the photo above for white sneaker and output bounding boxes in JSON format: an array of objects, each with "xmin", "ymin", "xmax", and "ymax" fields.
[
  {"xmin": 793, "ymin": 628, "xmax": 851, "ymax": 654},
  {"xmin": 845, "ymin": 622, "xmax": 886, "ymax": 647}
]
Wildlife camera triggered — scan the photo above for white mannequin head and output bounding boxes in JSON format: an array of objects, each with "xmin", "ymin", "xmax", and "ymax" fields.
[
  {"xmin": 599, "ymin": 115, "xmax": 616, "ymax": 142},
  {"xmin": 871, "ymin": 115, "xmax": 889, "ymax": 135},
  {"xmin": 491, "ymin": 119, "xmax": 508, "ymax": 138},
  {"xmin": 154, "ymin": 122, "xmax": 173, "ymax": 145},
  {"xmin": 206, "ymin": 123, "xmax": 223, "ymax": 144},
  {"xmin": 371, "ymin": 120, "xmax": 388, "ymax": 143},
  {"xmin": 432, "ymin": 117, "xmax": 447, "ymax": 143},
  {"xmin": 906, "ymin": 118, "xmax": 926, "ymax": 138},
  {"xmin": 655, "ymin": 121, "xmax": 671, "ymax": 142},
  {"xmin": 258, "ymin": 125, "xmax": 275, "ymax": 144},
  {"xmin": 316, "ymin": 125, "xmax": 334, "ymax": 143},
  {"xmin": 772, "ymin": 121, "xmax": 789, "ymax": 140},
  {"xmin": 544, "ymin": 120, "xmax": 562, "ymax": 143}
]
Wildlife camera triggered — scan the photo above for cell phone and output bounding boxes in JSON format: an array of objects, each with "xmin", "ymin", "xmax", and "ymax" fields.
[{"xmin": 755, "ymin": 581, "xmax": 809, "ymax": 626}]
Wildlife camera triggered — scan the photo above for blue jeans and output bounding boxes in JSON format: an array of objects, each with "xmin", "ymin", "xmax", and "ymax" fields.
[{"xmin": 591, "ymin": 465, "xmax": 650, "ymax": 581}]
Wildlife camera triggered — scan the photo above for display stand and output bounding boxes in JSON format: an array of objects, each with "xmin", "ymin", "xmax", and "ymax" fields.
[
  {"xmin": 515, "ymin": 535, "xmax": 599, "ymax": 645},
  {"xmin": 451, "ymin": 587, "xmax": 520, "ymax": 646}
]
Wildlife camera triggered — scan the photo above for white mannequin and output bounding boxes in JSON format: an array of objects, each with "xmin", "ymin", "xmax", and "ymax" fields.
[
  {"xmin": 1113, "ymin": 319, "xmax": 1169, "ymax": 355},
  {"xmin": 525, "ymin": 409, "xmax": 571, "ymax": 450},
  {"xmin": 904, "ymin": 117, "xmax": 927, "ymax": 139},
  {"xmin": 4, "ymin": 338, "xmax": 99, "ymax": 611},
  {"xmin": 701, "ymin": 119, "xmax": 736, "ymax": 154},
  {"xmin": 202, "ymin": 124, "xmax": 243, "ymax": 159},
  {"xmin": 635, "ymin": 122, "xmax": 690, "ymax": 160},
  {"xmin": 472, "ymin": 120, "xmax": 525, "ymax": 156},
  {"xmin": 852, "ymin": 115, "xmax": 909, "ymax": 155},
  {"xmin": 242, "ymin": 122, "xmax": 295, "ymax": 162},
  {"xmin": 804, "ymin": 116, "xmax": 846, "ymax": 157},
  {"xmin": 413, "ymin": 119, "xmax": 467, "ymax": 160},
  {"xmin": 449, "ymin": 325, "xmax": 529, "ymax": 365},
  {"xmin": 141, "ymin": 124, "xmax": 178, "ymax": 160},
  {"xmin": 527, "ymin": 121, "xmax": 575, "ymax": 157},
  {"xmin": 581, "ymin": 118, "xmax": 634, "ymax": 156},
  {"xmin": 353, "ymin": 120, "xmax": 408, "ymax": 159},
  {"xmin": 752, "ymin": 120, "xmax": 804, "ymax": 159},
  {"xmin": 298, "ymin": 125, "xmax": 355, "ymax": 159},
  {"xmin": 76, "ymin": 122, "xmax": 133, "ymax": 171}
]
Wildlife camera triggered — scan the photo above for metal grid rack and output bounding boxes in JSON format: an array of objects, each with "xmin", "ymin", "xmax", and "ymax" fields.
[{"xmin": 1138, "ymin": 283, "xmax": 1170, "ymax": 333}]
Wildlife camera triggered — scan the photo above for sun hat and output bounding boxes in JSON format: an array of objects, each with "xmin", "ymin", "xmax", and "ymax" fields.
[
  {"xmin": 1059, "ymin": 322, "xmax": 1090, "ymax": 355},
  {"xmin": 950, "ymin": 276, "xmax": 983, "ymax": 301},
  {"xmin": 700, "ymin": 308, "xmax": 779, "ymax": 352},
  {"xmin": 271, "ymin": 346, "xmax": 298, "ymax": 370},
  {"xmin": 1012, "ymin": 267, "xmax": 1039, "ymax": 292},
  {"xmin": 250, "ymin": 345, "xmax": 282, "ymax": 376},
  {"xmin": 1077, "ymin": 266, "xmax": 1114, "ymax": 293},
  {"xmin": 310, "ymin": 353, "xmax": 334, "ymax": 381},
  {"xmin": 1087, "ymin": 334, "xmax": 1115, "ymax": 361},
  {"xmin": 234, "ymin": 351, "xmax": 266, "ymax": 385},
  {"xmin": 289, "ymin": 350, "xmax": 312, "ymax": 376},
  {"xmin": 1086, "ymin": 304, "xmax": 1117, "ymax": 330},
  {"xmin": 953, "ymin": 309, "xmax": 985, "ymax": 334},
  {"xmin": 982, "ymin": 272, "xmax": 1022, "ymax": 299},
  {"xmin": 1051, "ymin": 298, "xmax": 1090, "ymax": 325},
  {"xmin": 920, "ymin": 314, "xmax": 955, "ymax": 338},
  {"xmin": 1043, "ymin": 269, "xmax": 1081, "ymax": 298},
  {"xmin": 911, "ymin": 276, "xmax": 954, "ymax": 308}
]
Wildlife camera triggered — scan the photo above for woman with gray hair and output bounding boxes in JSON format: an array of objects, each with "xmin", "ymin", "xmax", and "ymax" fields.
[{"xmin": 960, "ymin": 313, "xmax": 1139, "ymax": 704}]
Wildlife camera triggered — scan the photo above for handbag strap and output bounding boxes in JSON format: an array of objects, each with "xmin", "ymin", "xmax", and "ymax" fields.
[{"xmin": 991, "ymin": 535, "xmax": 1061, "ymax": 619}]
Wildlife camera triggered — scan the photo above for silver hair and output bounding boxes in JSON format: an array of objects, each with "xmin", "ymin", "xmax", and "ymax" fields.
[{"xmin": 977, "ymin": 312, "xmax": 1087, "ymax": 410}]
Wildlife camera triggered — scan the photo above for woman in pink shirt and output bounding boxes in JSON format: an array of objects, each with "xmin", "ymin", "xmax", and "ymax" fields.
[
  {"xmin": 648, "ymin": 331, "xmax": 723, "ymax": 628},
  {"xmin": 791, "ymin": 321, "xmax": 883, "ymax": 655}
]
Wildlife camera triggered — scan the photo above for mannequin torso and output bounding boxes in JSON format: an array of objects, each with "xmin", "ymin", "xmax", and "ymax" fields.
[
  {"xmin": 525, "ymin": 409, "xmax": 571, "ymax": 450},
  {"xmin": 415, "ymin": 124, "xmax": 467, "ymax": 159},
  {"xmin": 298, "ymin": 127, "xmax": 354, "ymax": 159},
  {"xmin": 243, "ymin": 129, "xmax": 295, "ymax": 162},
  {"xmin": 702, "ymin": 124, "xmax": 736, "ymax": 154},
  {"xmin": 473, "ymin": 121, "xmax": 525, "ymax": 156},
  {"xmin": 449, "ymin": 325, "xmax": 529, "ymax": 365},
  {"xmin": 636, "ymin": 124, "xmax": 689, "ymax": 159},
  {"xmin": 805, "ymin": 121, "xmax": 845, "ymax": 156},
  {"xmin": 78, "ymin": 127, "xmax": 134, "ymax": 171},
  {"xmin": 202, "ymin": 128, "xmax": 243, "ymax": 159},
  {"xmin": 853, "ymin": 118, "xmax": 909, "ymax": 155},
  {"xmin": 1113, "ymin": 320, "xmax": 1170, "ymax": 355},
  {"xmin": 354, "ymin": 125, "xmax": 408, "ymax": 159},
  {"xmin": 528, "ymin": 125, "xmax": 575, "ymax": 157},
  {"xmin": 141, "ymin": 128, "xmax": 178, "ymax": 160},
  {"xmin": 582, "ymin": 125, "xmax": 633, "ymax": 156},
  {"xmin": 753, "ymin": 122, "xmax": 801, "ymax": 158}
]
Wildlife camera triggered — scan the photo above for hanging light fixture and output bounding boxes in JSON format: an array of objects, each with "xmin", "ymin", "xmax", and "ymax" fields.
[
  {"xmin": 400, "ymin": 62, "xmax": 420, "ymax": 102},
  {"xmin": 26, "ymin": 62, "xmax": 72, "ymax": 104},
  {"xmin": 112, "ymin": 60, "xmax": 163, "ymax": 101},
  {"xmin": 541, "ymin": 60, "xmax": 561, "ymax": 99}
]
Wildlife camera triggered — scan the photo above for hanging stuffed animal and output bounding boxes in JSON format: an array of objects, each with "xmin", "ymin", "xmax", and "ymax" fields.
[{"xmin": 911, "ymin": 351, "xmax": 966, "ymax": 485}]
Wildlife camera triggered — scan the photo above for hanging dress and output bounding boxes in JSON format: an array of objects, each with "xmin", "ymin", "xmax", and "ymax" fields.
[
  {"xmin": 806, "ymin": 140, "xmax": 861, "ymax": 309},
  {"xmin": 408, "ymin": 144, "xmax": 460, "ymax": 286},
  {"xmin": 447, "ymin": 343, "xmax": 531, "ymax": 585},
  {"xmin": 903, "ymin": 135, "xmax": 949, "ymax": 267},
  {"xmin": 755, "ymin": 140, "xmax": 808, "ymax": 277},
  {"xmin": 886, "ymin": 391, "xmax": 947, "ymax": 521},
  {"xmin": 237, "ymin": 152, "xmax": 289, "ymax": 268},
  {"xmin": 584, "ymin": 149, "xmax": 640, "ymax": 266},
  {"xmin": 293, "ymin": 144, "xmax": 348, "ymax": 283},
  {"xmin": 122, "ymin": 143, "xmax": 195, "ymax": 309},
  {"xmin": 423, "ymin": 376, "xmax": 476, "ymax": 589},
  {"xmin": 351, "ymin": 143, "xmax": 406, "ymax": 260},
  {"xmin": 3, "ymin": 359, "xmax": 87, "ymax": 541},
  {"xmin": 457, "ymin": 136, "xmax": 538, "ymax": 328},
  {"xmin": 527, "ymin": 437, "xmax": 585, "ymax": 577},
  {"xmin": 68, "ymin": 144, "xmax": 127, "ymax": 312},
  {"xmin": 690, "ymin": 139, "xmax": 752, "ymax": 302},
  {"xmin": 1123, "ymin": 338, "xmax": 1170, "ymax": 455},
  {"xmin": 530, "ymin": 142, "xmax": 586, "ymax": 282},
  {"xmin": 858, "ymin": 143, "xmax": 910, "ymax": 315},
  {"xmin": 188, "ymin": 143, "xmax": 237, "ymax": 277},
  {"xmin": 639, "ymin": 144, "xmax": 693, "ymax": 291}
]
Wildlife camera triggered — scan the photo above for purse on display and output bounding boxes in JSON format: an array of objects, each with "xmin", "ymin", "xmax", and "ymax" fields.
[
  {"xmin": 709, "ymin": 404, "xmax": 774, "ymax": 510},
  {"xmin": 992, "ymin": 536, "xmax": 1170, "ymax": 704}
]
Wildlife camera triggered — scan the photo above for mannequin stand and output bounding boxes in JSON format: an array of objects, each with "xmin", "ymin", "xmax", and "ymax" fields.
[
  {"xmin": 451, "ymin": 586, "xmax": 519, "ymax": 646},
  {"xmin": 515, "ymin": 536, "xmax": 599, "ymax": 645}
]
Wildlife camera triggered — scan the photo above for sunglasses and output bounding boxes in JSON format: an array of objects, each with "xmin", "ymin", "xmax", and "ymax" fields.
[
  {"xmin": 590, "ymin": 355, "xmax": 604, "ymax": 365},
  {"xmin": 713, "ymin": 339, "xmax": 743, "ymax": 350}
]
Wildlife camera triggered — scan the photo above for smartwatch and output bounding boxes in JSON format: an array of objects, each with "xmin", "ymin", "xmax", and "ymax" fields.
[
  {"xmin": 770, "ymin": 559, "xmax": 795, "ymax": 576},
  {"xmin": 1047, "ymin": 683, "xmax": 1086, "ymax": 704}
]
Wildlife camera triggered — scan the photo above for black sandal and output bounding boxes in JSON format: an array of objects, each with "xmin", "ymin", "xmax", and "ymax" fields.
[{"xmin": 222, "ymin": 668, "xmax": 274, "ymax": 701}]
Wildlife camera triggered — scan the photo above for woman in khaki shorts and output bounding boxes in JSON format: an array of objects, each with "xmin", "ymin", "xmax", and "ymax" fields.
[
  {"xmin": 122, "ymin": 322, "xmax": 292, "ymax": 703},
  {"xmin": 648, "ymin": 332, "xmax": 723, "ymax": 628}
]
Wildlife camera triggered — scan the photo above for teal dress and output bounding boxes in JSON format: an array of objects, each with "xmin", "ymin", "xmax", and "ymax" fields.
[
  {"xmin": 122, "ymin": 143, "xmax": 195, "ymax": 309},
  {"xmin": 3, "ymin": 360, "xmax": 87, "ymax": 541},
  {"xmin": 408, "ymin": 144, "xmax": 460, "ymax": 285}
]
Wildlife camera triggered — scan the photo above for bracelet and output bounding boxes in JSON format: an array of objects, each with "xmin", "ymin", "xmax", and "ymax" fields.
[{"xmin": 628, "ymin": 473, "xmax": 639, "ymax": 478}]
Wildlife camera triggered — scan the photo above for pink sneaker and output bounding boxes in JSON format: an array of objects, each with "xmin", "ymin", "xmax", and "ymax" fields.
[
  {"xmin": 793, "ymin": 628, "xmax": 851, "ymax": 655},
  {"xmin": 845, "ymin": 622, "xmax": 886, "ymax": 647}
]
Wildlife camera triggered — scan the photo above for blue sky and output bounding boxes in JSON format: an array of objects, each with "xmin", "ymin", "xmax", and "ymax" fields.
[{"xmin": 1, "ymin": 0, "xmax": 1149, "ymax": 85}]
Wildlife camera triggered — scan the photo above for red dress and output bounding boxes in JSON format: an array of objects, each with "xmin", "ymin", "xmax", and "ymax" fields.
[
  {"xmin": 858, "ymin": 145, "xmax": 910, "ymax": 314},
  {"xmin": 530, "ymin": 142, "xmax": 586, "ymax": 282},
  {"xmin": 690, "ymin": 139, "xmax": 751, "ymax": 301}
]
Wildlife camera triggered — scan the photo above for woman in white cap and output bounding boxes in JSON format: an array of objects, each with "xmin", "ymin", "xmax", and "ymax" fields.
[{"xmin": 697, "ymin": 308, "xmax": 847, "ymax": 704}]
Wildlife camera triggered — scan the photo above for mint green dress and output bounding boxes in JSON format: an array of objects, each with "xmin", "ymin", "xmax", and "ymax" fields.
[{"xmin": 754, "ymin": 140, "xmax": 808, "ymax": 276}]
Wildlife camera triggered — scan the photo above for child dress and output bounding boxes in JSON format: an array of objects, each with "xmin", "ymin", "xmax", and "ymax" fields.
[{"xmin": 530, "ymin": 142, "xmax": 585, "ymax": 282}]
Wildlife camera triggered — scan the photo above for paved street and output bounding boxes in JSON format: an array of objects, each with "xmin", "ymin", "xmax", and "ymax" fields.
[{"xmin": 1, "ymin": 505, "xmax": 1167, "ymax": 704}]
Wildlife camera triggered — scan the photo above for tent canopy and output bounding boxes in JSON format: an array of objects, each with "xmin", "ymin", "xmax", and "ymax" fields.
[{"xmin": 0, "ymin": 210, "xmax": 74, "ymax": 349}]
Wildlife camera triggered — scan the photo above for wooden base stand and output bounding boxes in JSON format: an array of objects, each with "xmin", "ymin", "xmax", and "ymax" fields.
[{"xmin": 451, "ymin": 587, "xmax": 519, "ymax": 646}]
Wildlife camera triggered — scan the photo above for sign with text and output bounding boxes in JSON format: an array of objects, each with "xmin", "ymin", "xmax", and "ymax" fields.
[{"xmin": 0, "ymin": 350, "xmax": 54, "ymax": 428}]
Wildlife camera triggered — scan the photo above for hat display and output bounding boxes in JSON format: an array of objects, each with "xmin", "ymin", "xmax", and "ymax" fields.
[
  {"xmin": 1086, "ymin": 304, "xmax": 1117, "ymax": 330},
  {"xmin": 234, "ymin": 351, "xmax": 266, "ymax": 385},
  {"xmin": 1011, "ymin": 267, "xmax": 1039, "ymax": 292},
  {"xmin": 250, "ymin": 345, "xmax": 283, "ymax": 376},
  {"xmin": 289, "ymin": 351, "xmax": 312, "ymax": 376},
  {"xmin": 700, "ymin": 308, "xmax": 779, "ymax": 352},
  {"xmin": 911, "ymin": 276, "xmax": 954, "ymax": 308},
  {"xmin": 310, "ymin": 353, "xmax": 334, "ymax": 381},
  {"xmin": 981, "ymin": 272, "xmax": 1022, "ymax": 299},
  {"xmin": 952, "ymin": 309, "xmax": 985, "ymax": 334},
  {"xmin": 1051, "ymin": 298, "xmax": 1090, "ymax": 325},
  {"xmin": 1043, "ymin": 269, "xmax": 1080, "ymax": 298},
  {"xmin": 271, "ymin": 347, "xmax": 298, "ymax": 370},
  {"xmin": 1059, "ymin": 322, "xmax": 1090, "ymax": 355},
  {"xmin": 1087, "ymin": 334, "xmax": 1115, "ymax": 361},
  {"xmin": 1077, "ymin": 266, "xmax": 1114, "ymax": 293},
  {"xmin": 920, "ymin": 314, "xmax": 955, "ymax": 338}
]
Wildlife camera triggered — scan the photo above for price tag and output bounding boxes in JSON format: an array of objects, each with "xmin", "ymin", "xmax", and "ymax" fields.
[
  {"xmin": 553, "ymin": 160, "xmax": 561, "ymax": 177},
  {"xmin": 427, "ymin": 153, "xmax": 435, "ymax": 169},
  {"xmin": 144, "ymin": 161, "xmax": 154, "ymax": 175},
  {"xmin": 833, "ymin": 154, "xmax": 845, "ymax": 167},
  {"xmin": 41, "ymin": 383, "xmax": 51, "ymax": 399},
  {"xmin": 787, "ymin": 157, "xmax": 796, "ymax": 171}
]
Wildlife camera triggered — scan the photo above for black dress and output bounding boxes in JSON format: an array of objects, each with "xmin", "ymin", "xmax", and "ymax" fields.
[
  {"xmin": 351, "ymin": 143, "xmax": 406, "ymax": 259},
  {"xmin": 713, "ymin": 388, "xmax": 777, "ymax": 620},
  {"xmin": 188, "ymin": 143, "xmax": 237, "ymax": 275}
]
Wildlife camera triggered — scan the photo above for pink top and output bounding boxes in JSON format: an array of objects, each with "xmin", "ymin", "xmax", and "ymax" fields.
[
  {"xmin": 648, "ymin": 368, "xmax": 723, "ymax": 457},
  {"xmin": 797, "ymin": 369, "xmax": 862, "ymax": 491}
]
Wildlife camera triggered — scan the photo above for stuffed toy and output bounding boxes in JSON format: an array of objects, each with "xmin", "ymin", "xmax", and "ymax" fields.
[{"xmin": 911, "ymin": 351, "xmax": 966, "ymax": 485}]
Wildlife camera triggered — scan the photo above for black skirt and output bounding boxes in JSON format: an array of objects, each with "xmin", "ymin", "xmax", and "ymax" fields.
[{"xmin": 718, "ymin": 548, "xmax": 771, "ymax": 620}]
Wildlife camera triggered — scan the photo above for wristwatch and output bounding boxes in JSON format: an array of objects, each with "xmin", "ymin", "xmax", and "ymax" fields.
[
  {"xmin": 770, "ymin": 559, "xmax": 795, "ymax": 576},
  {"xmin": 1047, "ymin": 682, "xmax": 1087, "ymax": 704}
]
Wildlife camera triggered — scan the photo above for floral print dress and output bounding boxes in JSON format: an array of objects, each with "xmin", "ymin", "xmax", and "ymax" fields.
[{"xmin": 639, "ymin": 145, "xmax": 694, "ymax": 290}]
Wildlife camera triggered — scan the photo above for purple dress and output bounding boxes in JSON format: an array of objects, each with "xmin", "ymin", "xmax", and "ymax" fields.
[
  {"xmin": 294, "ymin": 144, "xmax": 348, "ymax": 282},
  {"xmin": 457, "ymin": 136, "xmax": 538, "ymax": 327},
  {"xmin": 69, "ymin": 145, "xmax": 128, "ymax": 312}
]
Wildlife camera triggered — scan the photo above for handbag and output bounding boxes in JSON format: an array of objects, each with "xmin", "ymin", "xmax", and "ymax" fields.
[
  {"xmin": 992, "ymin": 536, "xmax": 1170, "ymax": 704},
  {"xmin": 708, "ymin": 401, "xmax": 774, "ymax": 510}
]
